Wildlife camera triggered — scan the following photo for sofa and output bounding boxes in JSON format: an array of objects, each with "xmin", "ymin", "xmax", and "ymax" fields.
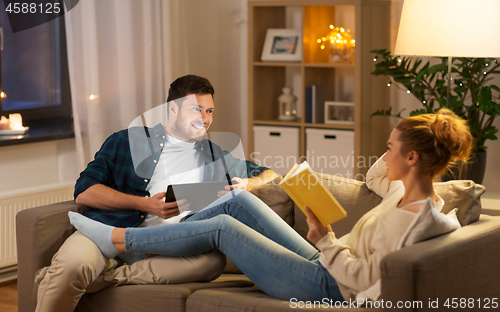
[{"xmin": 16, "ymin": 174, "xmax": 500, "ymax": 312}]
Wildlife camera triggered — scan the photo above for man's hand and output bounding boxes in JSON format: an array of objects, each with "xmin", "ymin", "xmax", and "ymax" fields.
[
  {"xmin": 305, "ymin": 206, "xmax": 333, "ymax": 245},
  {"xmin": 217, "ymin": 177, "xmax": 248, "ymax": 197},
  {"xmin": 141, "ymin": 192, "xmax": 190, "ymax": 219}
]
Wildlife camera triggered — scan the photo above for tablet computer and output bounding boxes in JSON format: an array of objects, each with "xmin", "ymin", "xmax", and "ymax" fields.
[{"xmin": 165, "ymin": 181, "xmax": 232, "ymax": 213}]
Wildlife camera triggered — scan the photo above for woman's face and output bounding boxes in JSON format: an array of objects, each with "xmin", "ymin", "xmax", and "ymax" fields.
[{"xmin": 382, "ymin": 129, "xmax": 411, "ymax": 181}]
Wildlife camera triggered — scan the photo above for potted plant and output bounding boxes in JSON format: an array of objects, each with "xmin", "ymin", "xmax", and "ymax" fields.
[{"xmin": 370, "ymin": 49, "xmax": 500, "ymax": 183}]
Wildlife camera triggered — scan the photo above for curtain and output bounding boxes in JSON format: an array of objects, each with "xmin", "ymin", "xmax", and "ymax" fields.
[{"xmin": 64, "ymin": 0, "xmax": 174, "ymax": 170}]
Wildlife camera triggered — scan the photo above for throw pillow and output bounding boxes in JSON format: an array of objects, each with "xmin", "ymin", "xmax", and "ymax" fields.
[{"xmin": 434, "ymin": 180, "xmax": 485, "ymax": 226}]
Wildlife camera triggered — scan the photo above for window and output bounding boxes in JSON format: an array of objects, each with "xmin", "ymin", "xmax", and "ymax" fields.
[{"xmin": 0, "ymin": 1, "xmax": 71, "ymax": 123}]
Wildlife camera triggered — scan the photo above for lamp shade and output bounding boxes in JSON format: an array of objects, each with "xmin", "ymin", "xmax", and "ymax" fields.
[{"xmin": 394, "ymin": 0, "xmax": 500, "ymax": 58}]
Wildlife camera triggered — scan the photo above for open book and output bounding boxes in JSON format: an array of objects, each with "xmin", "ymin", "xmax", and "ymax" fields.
[{"xmin": 279, "ymin": 161, "xmax": 347, "ymax": 226}]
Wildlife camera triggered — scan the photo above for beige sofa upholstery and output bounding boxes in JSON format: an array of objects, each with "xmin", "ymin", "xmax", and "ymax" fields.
[{"xmin": 17, "ymin": 176, "xmax": 500, "ymax": 312}]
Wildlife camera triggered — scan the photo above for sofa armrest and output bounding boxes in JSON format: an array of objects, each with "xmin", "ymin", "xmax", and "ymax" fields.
[
  {"xmin": 380, "ymin": 215, "xmax": 500, "ymax": 310},
  {"xmin": 16, "ymin": 201, "xmax": 86, "ymax": 312}
]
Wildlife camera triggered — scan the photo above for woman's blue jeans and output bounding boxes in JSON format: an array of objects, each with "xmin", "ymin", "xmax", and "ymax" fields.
[{"xmin": 125, "ymin": 189, "xmax": 343, "ymax": 302}]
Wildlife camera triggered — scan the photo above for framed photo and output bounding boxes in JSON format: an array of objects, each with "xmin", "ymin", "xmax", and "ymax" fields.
[
  {"xmin": 324, "ymin": 101, "xmax": 354, "ymax": 125},
  {"xmin": 261, "ymin": 29, "xmax": 302, "ymax": 62}
]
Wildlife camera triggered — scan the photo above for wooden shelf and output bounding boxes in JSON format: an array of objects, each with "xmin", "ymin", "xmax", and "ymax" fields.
[
  {"xmin": 253, "ymin": 120, "xmax": 302, "ymax": 127},
  {"xmin": 304, "ymin": 123, "xmax": 354, "ymax": 130},
  {"xmin": 248, "ymin": 0, "xmax": 392, "ymax": 177},
  {"xmin": 253, "ymin": 61, "xmax": 354, "ymax": 68},
  {"xmin": 253, "ymin": 61, "xmax": 302, "ymax": 67},
  {"xmin": 254, "ymin": 120, "xmax": 355, "ymax": 130},
  {"xmin": 303, "ymin": 62, "xmax": 354, "ymax": 68}
]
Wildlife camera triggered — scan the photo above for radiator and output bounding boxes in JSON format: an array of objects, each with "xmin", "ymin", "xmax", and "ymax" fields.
[{"xmin": 0, "ymin": 182, "xmax": 74, "ymax": 269}]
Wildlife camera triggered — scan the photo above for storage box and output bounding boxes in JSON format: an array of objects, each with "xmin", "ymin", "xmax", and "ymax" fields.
[
  {"xmin": 306, "ymin": 128, "xmax": 354, "ymax": 177},
  {"xmin": 253, "ymin": 126, "xmax": 300, "ymax": 176},
  {"xmin": 324, "ymin": 101, "xmax": 354, "ymax": 125}
]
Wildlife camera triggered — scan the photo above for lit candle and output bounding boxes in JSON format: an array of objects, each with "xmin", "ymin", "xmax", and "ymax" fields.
[
  {"xmin": 0, "ymin": 116, "xmax": 9, "ymax": 130},
  {"xmin": 9, "ymin": 113, "xmax": 24, "ymax": 130}
]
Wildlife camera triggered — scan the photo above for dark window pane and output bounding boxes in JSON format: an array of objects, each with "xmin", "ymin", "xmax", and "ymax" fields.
[{"xmin": 0, "ymin": 2, "xmax": 62, "ymax": 111}]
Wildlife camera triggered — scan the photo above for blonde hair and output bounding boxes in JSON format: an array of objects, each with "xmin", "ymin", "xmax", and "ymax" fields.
[{"xmin": 395, "ymin": 108, "xmax": 472, "ymax": 178}]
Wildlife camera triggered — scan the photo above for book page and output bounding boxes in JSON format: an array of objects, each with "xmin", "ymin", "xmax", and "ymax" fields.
[{"xmin": 288, "ymin": 161, "xmax": 311, "ymax": 178}]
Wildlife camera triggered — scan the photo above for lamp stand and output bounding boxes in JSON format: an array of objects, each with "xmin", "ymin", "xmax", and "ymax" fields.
[{"xmin": 447, "ymin": 56, "xmax": 452, "ymax": 108}]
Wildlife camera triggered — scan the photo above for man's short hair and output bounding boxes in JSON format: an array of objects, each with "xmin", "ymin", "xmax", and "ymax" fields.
[{"xmin": 166, "ymin": 75, "xmax": 215, "ymax": 102}]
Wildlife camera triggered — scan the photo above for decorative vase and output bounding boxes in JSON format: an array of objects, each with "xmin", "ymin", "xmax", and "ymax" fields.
[
  {"xmin": 278, "ymin": 87, "xmax": 297, "ymax": 121},
  {"xmin": 443, "ymin": 149, "xmax": 487, "ymax": 184}
]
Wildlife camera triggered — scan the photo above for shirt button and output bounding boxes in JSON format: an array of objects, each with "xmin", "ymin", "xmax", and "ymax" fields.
[
  {"xmin": 141, "ymin": 215, "xmax": 145, "ymax": 218},
  {"xmin": 153, "ymin": 159, "xmax": 157, "ymax": 163},
  {"xmin": 144, "ymin": 179, "xmax": 148, "ymax": 182},
  {"xmin": 160, "ymin": 143, "xmax": 164, "ymax": 147},
  {"xmin": 163, "ymin": 135, "xmax": 165, "ymax": 139}
]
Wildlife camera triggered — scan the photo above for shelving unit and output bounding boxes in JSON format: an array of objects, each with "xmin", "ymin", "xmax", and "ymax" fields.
[{"xmin": 248, "ymin": 0, "xmax": 391, "ymax": 177}]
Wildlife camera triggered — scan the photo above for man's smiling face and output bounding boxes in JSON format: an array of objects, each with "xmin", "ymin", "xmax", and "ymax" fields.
[{"xmin": 166, "ymin": 93, "xmax": 214, "ymax": 143}]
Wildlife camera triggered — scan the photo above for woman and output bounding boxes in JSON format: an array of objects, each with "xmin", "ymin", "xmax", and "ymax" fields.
[{"xmin": 69, "ymin": 108, "xmax": 472, "ymax": 302}]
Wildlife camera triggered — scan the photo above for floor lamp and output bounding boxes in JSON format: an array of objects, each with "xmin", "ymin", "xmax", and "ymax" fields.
[{"xmin": 394, "ymin": 0, "xmax": 500, "ymax": 107}]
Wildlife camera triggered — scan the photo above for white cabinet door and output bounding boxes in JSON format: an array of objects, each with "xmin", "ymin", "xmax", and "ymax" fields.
[
  {"xmin": 253, "ymin": 126, "xmax": 300, "ymax": 176},
  {"xmin": 306, "ymin": 128, "xmax": 354, "ymax": 177}
]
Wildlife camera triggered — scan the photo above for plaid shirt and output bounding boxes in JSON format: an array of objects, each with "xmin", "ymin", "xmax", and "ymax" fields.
[{"xmin": 74, "ymin": 123, "xmax": 269, "ymax": 227}]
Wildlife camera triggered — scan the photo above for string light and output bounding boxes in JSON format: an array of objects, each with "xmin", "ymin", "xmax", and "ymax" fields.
[
  {"xmin": 387, "ymin": 82, "xmax": 391, "ymax": 87},
  {"xmin": 317, "ymin": 25, "xmax": 355, "ymax": 62},
  {"xmin": 423, "ymin": 100, "xmax": 427, "ymax": 104},
  {"xmin": 373, "ymin": 57, "xmax": 377, "ymax": 62},
  {"xmin": 406, "ymin": 90, "xmax": 411, "ymax": 94}
]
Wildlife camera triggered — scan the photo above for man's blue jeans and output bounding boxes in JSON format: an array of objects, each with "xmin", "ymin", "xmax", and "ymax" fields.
[{"xmin": 124, "ymin": 189, "xmax": 344, "ymax": 302}]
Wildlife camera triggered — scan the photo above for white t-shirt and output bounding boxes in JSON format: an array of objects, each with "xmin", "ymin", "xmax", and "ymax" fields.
[{"xmin": 141, "ymin": 134, "xmax": 204, "ymax": 226}]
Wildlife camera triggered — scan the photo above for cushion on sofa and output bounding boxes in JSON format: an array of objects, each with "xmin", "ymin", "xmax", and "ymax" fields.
[
  {"xmin": 185, "ymin": 286, "xmax": 380, "ymax": 312},
  {"xmin": 77, "ymin": 276, "xmax": 254, "ymax": 312},
  {"xmin": 434, "ymin": 180, "xmax": 485, "ymax": 226},
  {"xmin": 250, "ymin": 176, "xmax": 294, "ymax": 226}
]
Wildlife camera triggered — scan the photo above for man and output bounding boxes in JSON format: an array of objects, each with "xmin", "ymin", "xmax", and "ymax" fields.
[{"xmin": 35, "ymin": 75, "xmax": 279, "ymax": 312}]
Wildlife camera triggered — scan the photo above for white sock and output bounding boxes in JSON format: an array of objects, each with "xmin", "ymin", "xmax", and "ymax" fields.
[{"xmin": 68, "ymin": 211, "xmax": 119, "ymax": 259}]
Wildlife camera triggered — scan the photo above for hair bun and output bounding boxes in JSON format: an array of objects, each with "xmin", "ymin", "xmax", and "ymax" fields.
[{"xmin": 431, "ymin": 109, "xmax": 472, "ymax": 162}]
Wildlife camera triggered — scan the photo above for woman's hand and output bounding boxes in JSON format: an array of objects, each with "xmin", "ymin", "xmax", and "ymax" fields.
[
  {"xmin": 305, "ymin": 206, "xmax": 333, "ymax": 245},
  {"xmin": 218, "ymin": 177, "xmax": 249, "ymax": 197}
]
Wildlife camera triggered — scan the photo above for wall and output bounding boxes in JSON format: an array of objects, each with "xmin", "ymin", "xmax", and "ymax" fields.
[
  {"xmin": 168, "ymin": 0, "xmax": 247, "ymax": 143},
  {"xmin": 0, "ymin": 139, "xmax": 79, "ymax": 194}
]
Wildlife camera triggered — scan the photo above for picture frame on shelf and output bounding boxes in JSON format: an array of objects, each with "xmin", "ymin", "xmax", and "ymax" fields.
[
  {"xmin": 324, "ymin": 101, "xmax": 354, "ymax": 125},
  {"xmin": 261, "ymin": 29, "xmax": 302, "ymax": 62}
]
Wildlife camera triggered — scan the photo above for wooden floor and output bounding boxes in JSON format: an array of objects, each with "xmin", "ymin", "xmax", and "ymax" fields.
[{"xmin": 0, "ymin": 281, "xmax": 18, "ymax": 312}]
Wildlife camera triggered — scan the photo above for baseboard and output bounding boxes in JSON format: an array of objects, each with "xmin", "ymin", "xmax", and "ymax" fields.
[{"xmin": 0, "ymin": 265, "xmax": 17, "ymax": 285}]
